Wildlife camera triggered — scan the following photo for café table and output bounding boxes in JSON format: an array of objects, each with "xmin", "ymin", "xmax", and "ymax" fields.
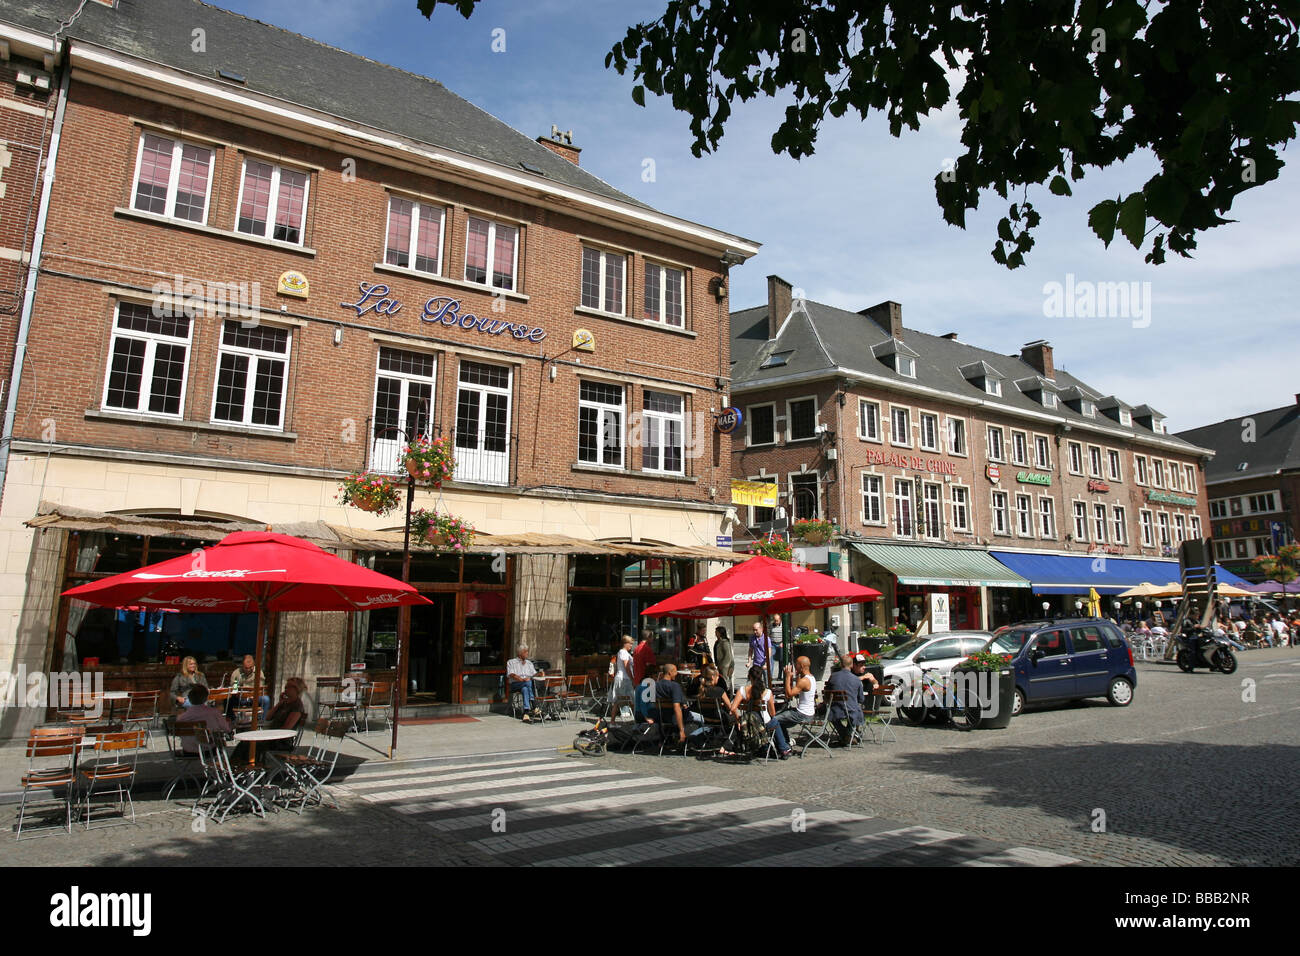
[
  {"xmin": 219, "ymin": 730, "xmax": 297, "ymax": 819},
  {"xmin": 100, "ymin": 691, "xmax": 129, "ymax": 721}
]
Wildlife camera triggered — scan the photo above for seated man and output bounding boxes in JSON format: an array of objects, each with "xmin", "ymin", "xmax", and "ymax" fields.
[
  {"xmin": 506, "ymin": 645, "xmax": 543, "ymax": 722},
  {"xmin": 176, "ymin": 684, "xmax": 232, "ymax": 754},
  {"xmin": 825, "ymin": 654, "xmax": 866, "ymax": 746},
  {"xmin": 649, "ymin": 663, "xmax": 703, "ymax": 746},
  {"xmin": 228, "ymin": 654, "xmax": 271, "ymax": 720},
  {"xmin": 776, "ymin": 655, "xmax": 818, "ymax": 742}
]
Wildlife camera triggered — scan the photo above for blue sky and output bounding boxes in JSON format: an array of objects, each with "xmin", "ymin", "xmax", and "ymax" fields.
[{"xmin": 222, "ymin": 0, "xmax": 1297, "ymax": 432}]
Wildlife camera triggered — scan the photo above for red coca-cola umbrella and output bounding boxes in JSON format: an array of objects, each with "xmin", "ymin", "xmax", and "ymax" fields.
[
  {"xmin": 63, "ymin": 531, "xmax": 429, "ymax": 747},
  {"xmin": 642, "ymin": 555, "xmax": 881, "ymax": 618}
]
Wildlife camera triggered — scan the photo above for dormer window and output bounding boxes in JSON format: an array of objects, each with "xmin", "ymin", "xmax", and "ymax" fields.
[
  {"xmin": 760, "ymin": 350, "xmax": 792, "ymax": 370},
  {"xmin": 1120, "ymin": 409, "xmax": 1131, "ymax": 426},
  {"xmin": 1153, "ymin": 418, "xmax": 1165, "ymax": 434},
  {"xmin": 961, "ymin": 360, "xmax": 1001, "ymax": 397},
  {"xmin": 985, "ymin": 377, "xmax": 1001, "ymax": 397},
  {"xmin": 896, "ymin": 354, "xmax": 915, "ymax": 378},
  {"xmin": 873, "ymin": 340, "xmax": 919, "ymax": 379},
  {"xmin": 1081, "ymin": 400, "xmax": 1096, "ymax": 418},
  {"xmin": 1042, "ymin": 390, "xmax": 1057, "ymax": 409}
]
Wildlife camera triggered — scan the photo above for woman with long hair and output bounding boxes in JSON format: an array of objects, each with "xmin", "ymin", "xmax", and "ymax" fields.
[
  {"xmin": 729, "ymin": 664, "xmax": 792, "ymax": 759},
  {"xmin": 169, "ymin": 655, "xmax": 208, "ymax": 709}
]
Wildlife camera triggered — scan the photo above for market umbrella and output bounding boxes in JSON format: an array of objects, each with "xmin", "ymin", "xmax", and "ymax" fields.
[
  {"xmin": 641, "ymin": 555, "xmax": 882, "ymax": 619},
  {"xmin": 1117, "ymin": 582, "xmax": 1183, "ymax": 599},
  {"xmin": 63, "ymin": 531, "xmax": 430, "ymax": 750}
]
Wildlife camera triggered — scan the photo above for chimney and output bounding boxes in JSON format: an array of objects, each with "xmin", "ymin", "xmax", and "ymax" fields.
[
  {"xmin": 537, "ymin": 128, "xmax": 581, "ymax": 165},
  {"xmin": 1020, "ymin": 340, "xmax": 1054, "ymax": 379},
  {"xmin": 860, "ymin": 301, "xmax": 903, "ymax": 340},
  {"xmin": 766, "ymin": 275, "xmax": 792, "ymax": 339}
]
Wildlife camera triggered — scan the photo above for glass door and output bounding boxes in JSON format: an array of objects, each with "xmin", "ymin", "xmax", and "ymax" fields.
[{"xmin": 454, "ymin": 360, "xmax": 511, "ymax": 485}]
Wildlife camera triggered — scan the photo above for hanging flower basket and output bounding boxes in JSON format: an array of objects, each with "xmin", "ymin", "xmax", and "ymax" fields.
[
  {"xmin": 791, "ymin": 518, "xmax": 835, "ymax": 545},
  {"xmin": 401, "ymin": 435, "xmax": 456, "ymax": 487},
  {"xmin": 750, "ymin": 533, "xmax": 793, "ymax": 562},
  {"xmin": 338, "ymin": 472, "xmax": 401, "ymax": 516},
  {"xmin": 410, "ymin": 508, "xmax": 475, "ymax": 553}
]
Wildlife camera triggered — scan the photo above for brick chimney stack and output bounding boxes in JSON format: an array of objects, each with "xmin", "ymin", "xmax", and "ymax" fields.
[
  {"xmin": 1020, "ymin": 340, "xmax": 1055, "ymax": 379},
  {"xmin": 537, "ymin": 127, "xmax": 581, "ymax": 165},
  {"xmin": 766, "ymin": 275, "xmax": 793, "ymax": 339},
  {"xmin": 860, "ymin": 301, "xmax": 903, "ymax": 340}
]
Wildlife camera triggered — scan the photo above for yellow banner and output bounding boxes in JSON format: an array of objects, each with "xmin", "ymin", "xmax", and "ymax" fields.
[{"xmin": 731, "ymin": 479, "xmax": 778, "ymax": 508}]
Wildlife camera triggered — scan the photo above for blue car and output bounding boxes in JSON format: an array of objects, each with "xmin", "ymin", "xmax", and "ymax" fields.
[{"xmin": 984, "ymin": 619, "xmax": 1137, "ymax": 717}]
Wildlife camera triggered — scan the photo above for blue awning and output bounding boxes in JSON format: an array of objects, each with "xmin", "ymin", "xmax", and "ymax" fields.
[{"xmin": 989, "ymin": 551, "xmax": 1252, "ymax": 595}]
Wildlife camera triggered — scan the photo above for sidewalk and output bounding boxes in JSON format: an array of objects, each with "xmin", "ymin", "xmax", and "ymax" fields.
[{"xmin": 0, "ymin": 711, "xmax": 588, "ymax": 804}]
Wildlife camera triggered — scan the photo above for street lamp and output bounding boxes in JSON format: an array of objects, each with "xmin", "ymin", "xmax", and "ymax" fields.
[{"xmin": 1042, "ymin": 600, "xmax": 1050, "ymax": 620}]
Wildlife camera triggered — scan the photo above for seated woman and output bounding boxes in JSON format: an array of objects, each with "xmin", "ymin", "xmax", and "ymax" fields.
[
  {"xmin": 169, "ymin": 656, "xmax": 208, "ymax": 711},
  {"xmin": 728, "ymin": 665, "xmax": 792, "ymax": 759},
  {"xmin": 231, "ymin": 678, "xmax": 307, "ymax": 764}
]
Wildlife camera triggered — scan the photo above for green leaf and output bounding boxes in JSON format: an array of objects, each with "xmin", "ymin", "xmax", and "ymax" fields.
[
  {"xmin": 1049, "ymin": 175, "xmax": 1072, "ymax": 196},
  {"xmin": 1088, "ymin": 199, "xmax": 1119, "ymax": 247},
  {"xmin": 997, "ymin": 218, "xmax": 1014, "ymax": 242},
  {"xmin": 632, "ymin": 85, "xmax": 646, "ymax": 108},
  {"xmin": 1116, "ymin": 191, "xmax": 1146, "ymax": 250}
]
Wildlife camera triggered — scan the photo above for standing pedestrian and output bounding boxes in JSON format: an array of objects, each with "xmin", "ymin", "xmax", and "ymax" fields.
[{"xmin": 712, "ymin": 624, "xmax": 734, "ymax": 690}]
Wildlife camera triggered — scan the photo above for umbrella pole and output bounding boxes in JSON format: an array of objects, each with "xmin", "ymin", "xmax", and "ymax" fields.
[
  {"xmin": 249, "ymin": 603, "xmax": 267, "ymax": 765},
  {"xmin": 391, "ymin": 474, "xmax": 415, "ymax": 759}
]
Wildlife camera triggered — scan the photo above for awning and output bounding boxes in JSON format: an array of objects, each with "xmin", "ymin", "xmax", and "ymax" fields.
[
  {"xmin": 990, "ymin": 551, "xmax": 1253, "ymax": 595},
  {"xmin": 850, "ymin": 542, "xmax": 1031, "ymax": 588}
]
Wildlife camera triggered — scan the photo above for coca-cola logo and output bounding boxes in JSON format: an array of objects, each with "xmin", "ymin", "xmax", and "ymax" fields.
[
  {"xmin": 134, "ymin": 569, "xmax": 286, "ymax": 580},
  {"xmin": 353, "ymin": 593, "xmax": 406, "ymax": 608},
  {"xmin": 704, "ymin": 586, "xmax": 798, "ymax": 602},
  {"xmin": 139, "ymin": 596, "xmax": 242, "ymax": 608}
]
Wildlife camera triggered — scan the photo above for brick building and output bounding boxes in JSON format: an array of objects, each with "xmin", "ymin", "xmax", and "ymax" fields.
[
  {"xmin": 0, "ymin": 0, "xmax": 756, "ymax": 735},
  {"xmin": 1177, "ymin": 397, "xmax": 1300, "ymax": 582},
  {"xmin": 731, "ymin": 277, "xmax": 1224, "ymax": 633}
]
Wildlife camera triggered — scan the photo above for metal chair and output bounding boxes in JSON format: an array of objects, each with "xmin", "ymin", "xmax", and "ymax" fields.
[
  {"xmin": 122, "ymin": 691, "xmax": 160, "ymax": 748},
  {"xmin": 864, "ymin": 682, "xmax": 899, "ymax": 743},
  {"xmin": 265, "ymin": 718, "xmax": 349, "ymax": 814},
  {"xmin": 561, "ymin": 674, "xmax": 588, "ymax": 719},
  {"xmin": 205, "ymin": 736, "xmax": 267, "ymax": 823},
  {"xmin": 55, "ymin": 691, "xmax": 104, "ymax": 727},
  {"xmin": 738, "ymin": 699, "xmax": 780, "ymax": 764},
  {"xmin": 687, "ymin": 694, "xmax": 734, "ymax": 757},
  {"xmin": 81, "ymin": 730, "xmax": 146, "ymax": 829},
  {"xmin": 789, "ymin": 696, "xmax": 835, "ymax": 758},
  {"xmin": 163, "ymin": 719, "xmax": 207, "ymax": 802},
  {"xmin": 536, "ymin": 677, "xmax": 566, "ymax": 722},
  {"xmin": 823, "ymin": 688, "xmax": 862, "ymax": 749},
  {"xmin": 644, "ymin": 697, "xmax": 690, "ymax": 756},
  {"xmin": 585, "ymin": 671, "xmax": 607, "ymax": 715},
  {"xmin": 16, "ymin": 732, "xmax": 80, "ymax": 839},
  {"xmin": 360, "ymin": 680, "xmax": 393, "ymax": 734}
]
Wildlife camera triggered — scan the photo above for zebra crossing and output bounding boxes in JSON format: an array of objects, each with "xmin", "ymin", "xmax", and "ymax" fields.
[{"xmin": 332, "ymin": 754, "xmax": 1080, "ymax": 867}]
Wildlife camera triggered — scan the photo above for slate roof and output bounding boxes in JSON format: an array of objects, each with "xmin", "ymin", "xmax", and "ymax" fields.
[
  {"xmin": 1176, "ymin": 403, "xmax": 1300, "ymax": 484},
  {"xmin": 731, "ymin": 295, "xmax": 1208, "ymax": 453},
  {"xmin": 0, "ymin": 0, "xmax": 647, "ymax": 207}
]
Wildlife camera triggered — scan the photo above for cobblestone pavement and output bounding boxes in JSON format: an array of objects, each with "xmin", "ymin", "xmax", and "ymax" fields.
[
  {"xmin": 596, "ymin": 652, "xmax": 1300, "ymax": 866},
  {"xmin": 4, "ymin": 650, "xmax": 1295, "ymax": 866}
]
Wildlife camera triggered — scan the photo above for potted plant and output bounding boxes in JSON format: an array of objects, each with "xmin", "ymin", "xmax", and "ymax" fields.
[
  {"xmin": 750, "ymin": 533, "xmax": 793, "ymax": 562},
  {"xmin": 338, "ymin": 472, "xmax": 401, "ymax": 515},
  {"xmin": 860, "ymin": 625, "xmax": 888, "ymax": 654},
  {"xmin": 953, "ymin": 650, "xmax": 1016, "ymax": 729},
  {"xmin": 791, "ymin": 518, "xmax": 835, "ymax": 545},
  {"xmin": 410, "ymin": 508, "xmax": 475, "ymax": 553},
  {"xmin": 794, "ymin": 629, "xmax": 830, "ymax": 673},
  {"xmin": 886, "ymin": 623, "xmax": 912, "ymax": 642},
  {"xmin": 401, "ymin": 435, "xmax": 456, "ymax": 486}
]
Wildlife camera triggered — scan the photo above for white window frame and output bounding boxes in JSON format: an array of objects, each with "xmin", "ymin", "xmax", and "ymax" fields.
[
  {"xmin": 859, "ymin": 399, "xmax": 881, "ymax": 442},
  {"xmin": 1073, "ymin": 501, "xmax": 1089, "ymax": 542},
  {"xmin": 1174, "ymin": 513, "xmax": 1187, "ymax": 543},
  {"xmin": 1068, "ymin": 441, "xmax": 1083, "ymax": 475},
  {"xmin": 465, "ymin": 216, "xmax": 519, "ymax": 291},
  {"xmin": 787, "ymin": 396, "xmax": 819, "ymax": 442},
  {"xmin": 1140, "ymin": 510, "xmax": 1155, "ymax": 547},
  {"xmin": 890, "ymin": 406, "xmax": 911, "ymax": 448},
  {"xmin": 747, "ymin": 474, "xmax": 775, "ymax": 526},
  {"xmin": 987, "ymin": 425, "xmax": 1005, "ymax": 462},
  {"xmin": 1042, "ymin": 390, "xmax": 1058, "ymax": 409},
  {"xmin": 578, "ymin": 379, "xmax": 625, "ymax": 468},
  {"xmin": 641, "ymin": 389, "xmax": 686, "ymax": 475},
  {"xmin": 861, "ymin": 473, "xmax": 884, "ymax": 526},
  {"xmin": 951, "ymin": 485, "xmax": 970, "ymax": 533},
  {"xmin": 1108, "ymin": 449, "xmax": 1122, "ymax": 482},
  {"xmin": 369, "ymin": 347, "xmax": 438, "ymax": 473},
  {"xmin": 1184, "ymin": 464, "xmax": 1196, "ymax": 493},
  {"xmin": 991, "ymin": 490, "xmax": 1010, "ymax": 535},
  {"xmin": 1135, "ymin": 455, "xmax": 1149, "ymax": 486},
  {"xmin": 101, "ymin": 301, "xmax": 193, "ymax": 418},
  {"xmin": 1011, "ymin": 430, "xmax": 1029, "ymax": 466},
  {"xmin": 1168, "ymin": 460, "xmax": 1181, "ymax": 491},
  {"xmin": 1081, "ymin": 400, "xmax": 1096, "ymax": 418},
  {"xmin": 454, "ymin": 360, "xmax": 514, "ymax": 485},
  {"xmin": 895, "ymin": 354, "xmax": 916, "ymax": 379},
  {"xmin": 235, "ymin": 158, "xmax": 310, "ymax": 245},
  {"xmin": 946, "ymin": 416, "xmax": 967, "ymax": 456},
  {"xmin": 1034, "ymin": 434, "xmax": 1051, "ymax": 470},
  {"xmin": 131, "ymin": 132, "xmax": 214, "ymax": 224},
  {"xmin": 1015, "ymin": 493, "xmax": 1033, "ymax": 537},
  {"xmin": 1158, "ymin": 512, "xmax": 1171, "ymax": 548},
  {"xmin": 1093, "ymin": 502, "xmax": 1108, "ymax": 543},
  {"xmin": 1039, "ymin": 497, "xmax": 1056, "ymax": 539},
  {"xmin": 1119, "ymin": 408, "xmax": 1131, "ymax": 426},
  {"xmin": 893, "ymin": 478, "xmax": 914, "ymax": 538},
  {"xmin": 1190, "ymin": 515, "xmax": 1202, "ymax": 540},
  {"xmin": 746, "ymin": 402, "xmax": 776, "ymax": 447},
  {"xmin": 383, "ymin": 195, "xmax": 446, "ymax": 274},
  {"xmin": 1152, "ymin": 459, "xmax": 1165, "ymax": 488},
  {"xmin": 642, "ymin": 260, "xmax": 686, "ymax": 327},
  {"xmin": 922, "ymin": 482, "xmax": 943, "ymax": 541},
  {"xmin": 581, "ymin": 245, "xmax": 627, "ymax": 315},
  {"xmin": 210, "ymin": 320, "xmax": 292, "ymax": 430},
  {"xmin": 985, "ymin": 377, "xmax": 1002, "ymax": 397},
  {"xmin": 919, "ymin": 411, "xmax": 940, "ymax": 452},
  {"xmin": 1088, "ymin": 445, "xmax": 1103, "ymax": 478},
  {"xmin": 1112, "ymin": 505, "xmax": 1127, "ymax": 544}
]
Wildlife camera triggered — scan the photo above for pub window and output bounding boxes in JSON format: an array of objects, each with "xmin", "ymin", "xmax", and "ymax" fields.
[
  {"xmin": 102, "ymin": 301, "xmax": 192, "ymax": 418},
  {"xmin": 466, "ymin": 216, "xmax": 518, "ymax": 291},
  {"xmin": 643, "ymin": 261, "xmax": 685, "ymax": 327},
  {"xmin": 747, "ymin": 403, "xmax": 775, "ymax": 447},
  {"xmin": 788, "ymin": 397, "xmax": 818, "ymax": 441},
  {"xmin": 578, "ymin": 380, "xmax": 624, "ymax": 467},
  {"xmin": 211, "ymin": 320, "xmax": 290, "ymax": 429},
  {"xmin": 641, "ymin": 390, "xmax": 685, "ymax": 474},
  {"xmin": 385, "ymin": 196, "xmax": 445, "ymax": 274},
  {"xmin": 236, "ymin": 158, "xmax": 309, "ymax": 244},
  {"xmin": 370, "ymin": 346, "xmax": 435, "ymax": 473},
  {"xmin": 132, "ymin": 132, "xmax": 213, "ymax": 223},
  {"xmin": 581, "ymin": 246, "xmax": 626, "ymax": 315}
]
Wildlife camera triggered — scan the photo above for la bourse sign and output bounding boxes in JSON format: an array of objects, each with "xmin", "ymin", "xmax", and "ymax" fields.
[{"xmin": 341, "ymin": 283, "xmax": 547, "ymax": 342}]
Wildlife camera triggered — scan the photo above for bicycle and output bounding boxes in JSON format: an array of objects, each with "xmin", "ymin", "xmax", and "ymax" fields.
[{"xmin": 896, "ymin": 667, "xmax": 978, "ymax": 728}]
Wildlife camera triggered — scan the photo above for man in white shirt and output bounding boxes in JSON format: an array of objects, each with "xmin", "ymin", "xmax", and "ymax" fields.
[
  {"xmin": 1270, "ymin": 615, "xmax": 1288, "ymax": 647},
  {"xmin": 506, "ymin": 645, "xmax": 543, "ymax": 722}
]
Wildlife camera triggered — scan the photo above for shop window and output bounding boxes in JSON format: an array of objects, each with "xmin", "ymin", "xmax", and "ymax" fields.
[
  {"xmin": 466, "ymin": 216, "xmax": 518, "ymax": 291},
  {"xmin": 236, "ymin": 159, "xmax": 309, "ymax": 244},
  {"xmin": 102, "ymin": 301, "xmax": 192, "ymax": 417},
  {"xmin": 570, "ymin": 555, "xmax": 609, "ymax": 587},
  {"xmin": 614, "ymin": 556, "xmax": 685, "ymax": 590},
  {"xmin": 462, "ymin": 554, "xmax": 509, "ymax": 585},
  {"xmin": 370, "ymin": 347, "xmax": 435, "ymax": 473},
  {"xmin": 579, "ymin": 380, "xmax": 624, "ymax": 467},
  {"xmin": 643, "ymin": 261, "xmax": 685, "ymax": 327},
  {"xmin": 132, "ymin": 132, "xmax": 212, "ymax": 223},
  {"xmin": 211, "ymin": 320, "xmax": 290, "ymax": 429},
  {"xmin": 385, "ymin": 196, "xmax": 444, "ymax": 273},
  {"xmin": 372, "ymin": 551, "xmax": 461, "ymax": 583},
  {"xmin": 581, "ymin": 246, "xmax": 625, "ymax": 314}
]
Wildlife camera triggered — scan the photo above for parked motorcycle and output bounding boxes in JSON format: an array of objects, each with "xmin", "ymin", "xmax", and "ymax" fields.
[{"xmin": 1175, "ymin": 627, "xmax": 1238, "ymax": 674}]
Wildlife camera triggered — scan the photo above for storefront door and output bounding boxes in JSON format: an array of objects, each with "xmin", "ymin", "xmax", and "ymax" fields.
[{"xmin": 408, "ymin": 594, "xmax": 455, "ymax": 702}]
